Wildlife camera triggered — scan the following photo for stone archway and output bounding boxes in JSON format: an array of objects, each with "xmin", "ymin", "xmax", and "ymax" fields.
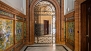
[{"xmin": 29, "ymin": 0, "xmax": 61, "ymax": 44}]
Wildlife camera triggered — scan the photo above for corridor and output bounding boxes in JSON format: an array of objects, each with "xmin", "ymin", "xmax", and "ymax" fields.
[
  {"xmin": 20, "ymin": 44, "xmax": 72, "ymax": 51},
  {"xmin": 0, "ymin": 0, "xmax": 90, "ymax": 51}
]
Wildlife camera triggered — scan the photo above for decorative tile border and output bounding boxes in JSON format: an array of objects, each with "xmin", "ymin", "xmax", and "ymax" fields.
[
  {"xmin": 0, "ymin": 10, "xmax": 14, "ymax": 17},
  {"xmin": 16, "ymin": 16, "xmax": 23, "ymax": 20}
]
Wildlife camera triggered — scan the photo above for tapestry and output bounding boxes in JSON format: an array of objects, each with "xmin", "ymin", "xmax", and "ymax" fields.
[
  {"xmin": 0, "ymin": 18, "xmax": 13, "ymax": 51},
  {"xmin": 15, "ymin": 21, "xmax": 23, "ymax": 43}
]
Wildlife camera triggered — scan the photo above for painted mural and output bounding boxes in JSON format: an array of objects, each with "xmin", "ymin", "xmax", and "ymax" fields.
[
  {"xmin": 66, "ymin": 22, "xmax": 74, "ymax": 46},
  {"xmin": 0, "ymin": 18, "xmax": 13, "ymax": 51},
  {"xmin": 15, "ymin": 21, "xmax": 23, "ymax": 43}
]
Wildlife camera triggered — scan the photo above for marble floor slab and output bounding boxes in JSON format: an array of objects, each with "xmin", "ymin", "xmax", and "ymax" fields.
[{"xmin": 20, "ymin": 44, "xmax": 72, "ymax": 51}]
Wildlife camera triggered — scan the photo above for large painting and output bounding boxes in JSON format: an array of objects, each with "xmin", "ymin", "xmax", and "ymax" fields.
[
  {"xmin": 66, "ymin": 21, "xmax": 74, "ymax": 46},
  {"xmin": 0, "ymin": 18, "xmax": 13, "ymax": 51},
  {"xmin": 15, "ymin": 21, "xmax": 23, "ymax": 43}
]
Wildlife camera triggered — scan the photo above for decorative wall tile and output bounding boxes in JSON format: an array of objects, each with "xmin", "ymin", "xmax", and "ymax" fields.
[
  {"xmin": 35, "ymin": 36, "xmax": 52, "ymax": 43},
  {"xmin": 15, "ymin": 21, "xmax": 23, "ymax": 43},
  {"xmin": 0, "ymin": 18, "xmax": 13, "ymax": 51},
  {"xmin": 0, "ymin": 10, "xmax": 14, "ymax": 17},
  {"xmin": 16, "ymin": 16, "xmax": 23, "ymax": 20},
  {"xmin": 66, "ymin": 21, "xmax": 75, "ymax": 46},
  {"xmin": 34, "ymin": 24, "xmax": 41, "ymax": 36}
]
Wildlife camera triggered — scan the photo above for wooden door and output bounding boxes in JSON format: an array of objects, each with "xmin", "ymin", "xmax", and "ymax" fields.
[
  {"xmin": 81, "ymin": 0, "xmax": 91, "ymax": 51},
  {"xmin": 87, "ymin": 14, "xmax": 91, "ymax": 51},
  {"xmin": 44, "ymin": 20, "xmax": 49, "ymax": 35},
  {"xmin": 87, "ymin": 2, "xmax": 91, "ymax": 51},
  {"xmin": 81, "ymin": 2, "xmax": 87, "ymax": 51}
]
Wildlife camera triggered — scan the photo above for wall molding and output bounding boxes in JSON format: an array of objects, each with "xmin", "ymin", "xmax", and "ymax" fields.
[
  {"xmin": 0, "ymin": 1, "xmax": 25, "ymax": 18},
  {"xmin": 65, "ymin": 11, "xmax": 75, "ymax": 18}
]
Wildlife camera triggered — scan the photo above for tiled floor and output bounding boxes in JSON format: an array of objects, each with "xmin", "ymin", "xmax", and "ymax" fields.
[{"xmin": 20, "ymin": 44, "xmax": 72, "ymax": 51}]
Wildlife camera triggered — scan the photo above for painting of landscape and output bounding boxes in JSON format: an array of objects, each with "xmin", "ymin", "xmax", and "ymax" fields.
[
  {"xmin": 15, "ymin": 21, "xmax": 23, "ymax": 43},
  {"xmin": 0, "ymin": 18, "xmax": 13, "ymax": 51}
]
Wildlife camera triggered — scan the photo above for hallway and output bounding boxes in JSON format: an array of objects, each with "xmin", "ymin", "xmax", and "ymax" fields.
[
  {"xmin": 0, "ymin": 0, "xmax": 90, "ymax": 51},
  {"xmin": 20, "ymin": 44, "xmax": 72, "ymax": 51}
]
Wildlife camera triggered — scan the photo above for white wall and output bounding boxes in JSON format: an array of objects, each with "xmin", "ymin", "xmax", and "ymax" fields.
[
  {"xmin": 64, "ymin": 0, "xmax": 75, "ymax": 15},
  {"xmin": 23, "ymin": 0, "xmax": 26, "ymax": 15},
  {"xmin": 1, "ymin": 0, "xmax": 26, "ymax": 15}
]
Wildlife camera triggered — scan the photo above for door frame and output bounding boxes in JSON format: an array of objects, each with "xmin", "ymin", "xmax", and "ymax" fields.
[
  {"xmin": 29, "ymin": 0, "xmax": 61, "ymax": 44},
  {"xmin": 81, "ymin": 2, "xmax": 87, "ymax": 51}
]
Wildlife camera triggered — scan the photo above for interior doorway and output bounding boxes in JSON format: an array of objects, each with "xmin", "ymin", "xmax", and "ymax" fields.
[
  {"xmin": 81, "ymin": 0, "xmax": 91, "ymax": 51},
  {"xmin": 34, "ymin": 1, "xmax": 56, "ymax": 44},
  {"xmin": 44, "ymin": 20, "xmax": 49, "ymax": 35}
]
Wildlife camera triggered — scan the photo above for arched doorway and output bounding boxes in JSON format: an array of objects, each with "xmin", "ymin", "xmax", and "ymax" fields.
[
  {"xmin": 30, "ymin": 0, "xmax": 61, "ymax": 44},
  {"xmin": 34, "ymin": 1, "xmax": 56, "ymax": 44}
]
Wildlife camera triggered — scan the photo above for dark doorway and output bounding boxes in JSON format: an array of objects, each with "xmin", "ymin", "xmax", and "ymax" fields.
[
  {"xmin": 81, "ymin": 0, "xmax": 91, "ymax": 51},
  {"xmin": 44, "ymin": 20, "xmax": 49, "ymax": 35}
]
